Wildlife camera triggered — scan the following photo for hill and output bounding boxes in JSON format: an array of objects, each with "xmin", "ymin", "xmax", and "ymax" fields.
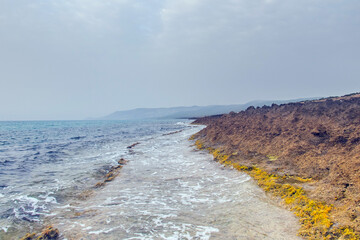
[
  {"xmin": 192, "ymin": 93, "xmax": 360, "ymax": 237},
  {"xmin": 100, "ymin": 98, "xmax": 315, "ymax": 120}
]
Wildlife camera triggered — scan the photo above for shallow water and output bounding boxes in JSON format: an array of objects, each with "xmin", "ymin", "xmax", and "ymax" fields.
[
  {"xmin": 48, "ymin": 127, "xmax": 301, "ymax": 240},
  {"xmin": 0, "ymin": 120, "xmax": 187, "ymax": 238}
]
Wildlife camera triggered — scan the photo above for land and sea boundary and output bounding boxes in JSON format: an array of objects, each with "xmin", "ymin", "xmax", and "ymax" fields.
[{"xmin": 191, "ymin": 93, "xmax": 360, "ymax": 239}]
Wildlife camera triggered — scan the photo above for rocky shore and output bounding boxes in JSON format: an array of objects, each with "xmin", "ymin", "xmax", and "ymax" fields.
[
  {"xmin": 191, "ymin": 93, "xmax": 360, "ymax": 239},
  {"xmin": 19, "ymin": 157, "xmax": 130, "ymax": 240}
]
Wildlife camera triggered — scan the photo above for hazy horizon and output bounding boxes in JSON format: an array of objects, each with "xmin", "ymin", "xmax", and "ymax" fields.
[
  {"xmin": 2, "ymin": 95, "xmax": 323, "ymax": 121},
  {"xmin": 0, "ymin": 96, "xmax": 321, "ymax": 121},
  {"xmin": 1, "ymin": 0, "xmax": 359, "ymax": 120}
]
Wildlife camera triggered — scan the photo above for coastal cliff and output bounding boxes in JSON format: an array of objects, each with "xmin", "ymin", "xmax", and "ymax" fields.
[{"xmin": 192, "ymin": 93, "xmax": 360, "ymax": 239}]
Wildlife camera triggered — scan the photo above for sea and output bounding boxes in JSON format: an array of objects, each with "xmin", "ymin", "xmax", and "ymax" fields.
[{"xmin": 0, "ymin": 120, "xmax": 301, "ymax": 239}]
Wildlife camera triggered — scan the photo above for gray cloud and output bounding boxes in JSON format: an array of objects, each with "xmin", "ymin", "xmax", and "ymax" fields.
[{"xmin": 0, "ymin": 0, "xmax": 359, "ymax": 120}]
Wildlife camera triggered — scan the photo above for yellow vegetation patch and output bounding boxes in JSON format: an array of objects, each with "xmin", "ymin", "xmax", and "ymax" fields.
[
  {"xmin": 192, "ymin": 139, "xmax": 359, "ymax": 240},
  {"xmin": 267, "ymin": 155, "xmax": 279, "ymax": 161},
  {"xmin": 286, "ymin": 175, "xmax": 313, "ymax": 183},
  {"xmin": 195, "ymin": 140, "xmax": 204, "ymax": 150},
  {"xmin": 189, "ymin": 134, "xmax": 196, "ymax": 140},
  {"xmin": 20, "ymin": 226, "xmax": 59, "ymax": 240}
]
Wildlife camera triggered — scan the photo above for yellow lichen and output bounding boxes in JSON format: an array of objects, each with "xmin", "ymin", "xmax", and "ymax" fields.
[
  {"xmin": 20, "ymin": 226, "xmax": 59, "ymax": 240},
  {"xmin": 192, "ymin": 139, "xmax": 359, "ymax": 240},
  {"xmin": 291, "ymin": 176, "xmax": 313, "ymax": 183},
  {"xmin": 195, "ymin": 140, "xmax": 204, "ymax": 150},
  {"xmin": 189, "ymin": 134, "xmax": 196, "ymax": 140},
  {"xmin": 267, "ymin": 155, "xmax": 279, "ymax": 161},
  {"xmin": 20, "ymin": 233, "xmax": 36, "ymax": 240}
]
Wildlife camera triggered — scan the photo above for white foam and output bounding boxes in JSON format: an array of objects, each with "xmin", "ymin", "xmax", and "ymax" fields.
[
  {"xmin": 74, "ymin": 222, "xmax": 85, "ymax": 227},
  {"xmin": 56, "ymin": 204, "xmax": 71, "ymax": 209},
  {"xmin": 45, "ymin": 196, "xmax": 57, "ymax": 204},
  {"xmin": 48, "ymin": 126, "xmax": 301, "ymax": 239},
  {"xmin": 195, "ymin": 226, "xmax": 219, "ymax": 239},
  {"xmin": 89, "ymin": 227, "xmax": 119, "ymax": 235}
]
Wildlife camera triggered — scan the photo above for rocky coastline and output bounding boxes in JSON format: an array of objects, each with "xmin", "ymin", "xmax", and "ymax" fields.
[{"xmin": 191, "ymin": 93, "xmax": 360, "ymax": 239}]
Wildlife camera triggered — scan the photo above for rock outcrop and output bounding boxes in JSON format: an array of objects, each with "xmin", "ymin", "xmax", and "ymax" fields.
[
  {"xmin": 94, "ymin": 158, "xmax": 128, "ymax": 188},
  {"xmin": 192, "ymin": 93, "xmax": 360, "ymax": 235}
]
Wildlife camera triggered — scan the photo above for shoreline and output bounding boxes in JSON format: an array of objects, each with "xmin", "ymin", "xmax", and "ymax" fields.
[
  {"xmin": 4, "ymin": 115, "xmax": 359, "ymax": 239},
  {"xmin": 18, "ymin": 157, "xmax": 129, "ymax": 240},
  {"xmin": 15, "ymin": 127, "xmax": 302, "ymax": 239},
  {"xmin": 190, "ymin": 93, "xmax": 360, "ymax": 239},
  {"xmin": 191, "ymin": 137, "xmax": 348, "ymax": 239}
]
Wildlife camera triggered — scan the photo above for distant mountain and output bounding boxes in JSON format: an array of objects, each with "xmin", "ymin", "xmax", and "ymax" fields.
[{"xmin": 99, "ymin": 98, "xmax": 318, "ymax": 120}]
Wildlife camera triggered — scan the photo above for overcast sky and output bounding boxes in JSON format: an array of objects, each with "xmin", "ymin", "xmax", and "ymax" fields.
[{"xmin": 1, "ymin": 0, "xmax": 359, "ymax": 120}]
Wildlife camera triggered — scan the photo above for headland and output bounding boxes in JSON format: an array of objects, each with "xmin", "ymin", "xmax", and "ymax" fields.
[{"xmin": 191, "ymin": 93, "xmax": 360, "ymax": 239}]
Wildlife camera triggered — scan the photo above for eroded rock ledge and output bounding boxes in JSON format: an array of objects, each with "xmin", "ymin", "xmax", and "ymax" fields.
[
  {"xmin": 95, "ymin": 158, "xmax": 128, "ymax": 188},
  {"xmin": 191, "ymin": 93, "xmax": 360, "ymax": 239}
]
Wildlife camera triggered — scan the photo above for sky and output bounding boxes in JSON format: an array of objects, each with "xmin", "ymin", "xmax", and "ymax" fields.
[{"xmin": 0, "ymin": 0, "xmax": 360, "ymax": 120}]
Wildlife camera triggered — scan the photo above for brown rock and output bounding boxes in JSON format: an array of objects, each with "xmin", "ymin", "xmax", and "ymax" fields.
[
  {"xmin": 20, "ymin": 233, "xmax": 36, "ymax": 240},
  {"xmin": 20, "ymin": 226, "xmax": 59, "ymax": 240},
  {"xmin": 37, "ymin": 226, "xmax": 59, "ymax": 240},
  {"xmin": 118, "ymin": 158, "xmax": 128, "ymax": 165},
  {"xmin": 192, "ymin": 92, "xmax": 360, "ymax": 233},
  {"xmin": 127, "ymin": 142, "xmax": 140, "ymax": 149}
]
